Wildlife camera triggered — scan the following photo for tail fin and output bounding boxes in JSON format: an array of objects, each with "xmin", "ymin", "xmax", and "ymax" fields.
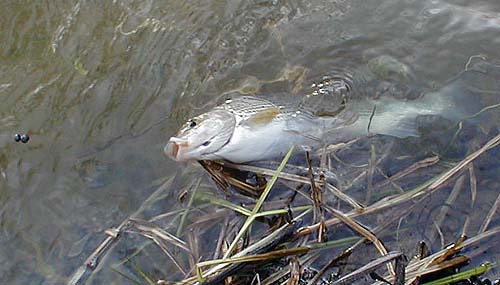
[
  {"xmin": 335, "ymin": 59, "xmax": 500, "ymax": 140},
  {"xmin": 426, "ymin": 59, "xmax": 500, "ymax": 122}
]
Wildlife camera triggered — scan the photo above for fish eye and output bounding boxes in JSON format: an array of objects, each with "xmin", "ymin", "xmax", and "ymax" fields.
[
  {"xmin": 188, "ymin": 120, "xmax": 197, "ymax": 128},
  {"xmin": 202, "ymin": 141, "xmax": 211, "ymax": 146}
]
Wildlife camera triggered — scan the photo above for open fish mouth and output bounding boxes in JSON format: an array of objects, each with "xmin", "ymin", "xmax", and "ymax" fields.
[
  {"xmin": 164, "ymin": 137, "xmax": 189, "ymax": 161},
  {"xmin": 164, "ymin": 141, "xmax": 179, "ymax": 160}
]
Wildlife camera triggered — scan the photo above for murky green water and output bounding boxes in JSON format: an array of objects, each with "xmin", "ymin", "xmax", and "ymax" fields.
[{"xmin": 1, "ymin": 1, "xmax": 499, "ymax": 284}]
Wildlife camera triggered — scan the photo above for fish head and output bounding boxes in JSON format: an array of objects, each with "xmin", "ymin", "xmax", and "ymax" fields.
[{"xmin": 165, "ymin": 109, "xmax": 236, "ymax": 161}]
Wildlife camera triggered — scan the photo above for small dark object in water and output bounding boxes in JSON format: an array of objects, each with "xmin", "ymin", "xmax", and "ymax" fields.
[
  {"xmin": 14, "ymin": 133, "xmax": 30, "ymax": 143},
  {"xmin": 20, "ymin": 134, "xmax": 29, "ymax": 143}
]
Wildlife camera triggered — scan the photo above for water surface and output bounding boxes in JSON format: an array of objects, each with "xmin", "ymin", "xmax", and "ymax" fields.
[{"xmin": 0, "ymin": 0, "xmax": 499, "ymax": 284}]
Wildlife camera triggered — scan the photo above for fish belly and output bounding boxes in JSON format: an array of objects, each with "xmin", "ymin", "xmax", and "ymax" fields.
[{"xmin": 213, "ymin": 121, "xmax": 309, "ymax": 163}]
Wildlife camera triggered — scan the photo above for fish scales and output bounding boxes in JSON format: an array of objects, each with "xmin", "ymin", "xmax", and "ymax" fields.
[{"xmin": 165, "ymin": 60, "xmax": 499, "ymax": 163}]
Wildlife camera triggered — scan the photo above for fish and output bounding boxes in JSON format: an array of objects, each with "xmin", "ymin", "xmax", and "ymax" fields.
[{"xmin": 165, "ymin": 60, "xmax": 500, "ymax": 163}]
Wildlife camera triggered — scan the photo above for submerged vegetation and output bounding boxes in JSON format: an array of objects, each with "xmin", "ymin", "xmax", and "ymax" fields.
[{"xmin": 69, "ymin": 128, "xmax": 500, "ymax": 284}]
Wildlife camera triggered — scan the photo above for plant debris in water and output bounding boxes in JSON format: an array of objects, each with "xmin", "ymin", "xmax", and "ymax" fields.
[
  {"xmin": 68, "ymin": 127, "xmax": 500, "ymax": 284},
  {"xmin": 68, "ymin": 55, "xmax": 500, "ymax": 285}
]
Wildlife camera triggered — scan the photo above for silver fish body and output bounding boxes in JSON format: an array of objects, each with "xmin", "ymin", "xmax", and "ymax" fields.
[
  {"xmin": 165, "ymin": 60, "xmax": 499, "ymax": 163},
  {"xmin": 165, "ymin": 96, "xmax": 333, "ymax": 163}
]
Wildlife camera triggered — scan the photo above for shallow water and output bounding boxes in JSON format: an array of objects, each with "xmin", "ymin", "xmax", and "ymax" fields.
[{"xmin": 0, "ymin": 1, "xmax": 499, "ymax": 284}]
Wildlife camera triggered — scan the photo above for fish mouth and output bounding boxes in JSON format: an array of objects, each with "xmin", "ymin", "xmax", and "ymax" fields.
[{"xmin": 164, "ymin": 137, "xmax": 190, "ymax": 161}]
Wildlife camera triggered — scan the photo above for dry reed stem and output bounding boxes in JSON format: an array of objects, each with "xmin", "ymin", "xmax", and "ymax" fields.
[
  {"xmin": 408, "ymin": 256, "xmax": 469, "ymax": 285},
  {"xmin": 376, "ymin": 167, "xmax": 405, "ymax": 193},
  {"xmin": 428, "ymin": 175, "xmax": 466, "ymax": 244},
  {"xmin": 72, "ymin": 129, "xmax": 499, "ymax": 285},
  {"xmin": 266, "ymin": 253, "xmax": 321, "ymax": 285},
  {"xmin": 126, "ymin": 219, "xmax": 190, "ymax": 252},
  {"xmin": 222, "ymin": 147, "xmax": 295, "ymax": 260},
  {"xmin": 468, "ymin": 163, "xmax": 477, "ymax": 208},
  {"xmin": 223, "ymin": 162, "xmax": 323, "ymax": 185},
  {"xmin": 301, "ymin": 133, "xmax": 500, "ymax": 235},
  {"xmin": 198, "ymin": 161, "xmax": 230, "ymax": 192},
  {"xmin": 332, "ymin": 251, "xmax": 403, "ymax": 285},
  {"xmin": 305, "ymin": 151, "xmax": 326, "ymax": 243},
  {"xmin": 365, "ymin": 143, "xmax": 377, "ymax": 204},
  {"xmin": 324, "ymin": 205, "xmax": 394, "ymax": 275},
  {"xmin": 189, "ymin": 133, "xmax": 499, "ymax": 284},
  {"xmin": 479, "ymin": 192, "xmax": 500, "ymax": 233},
  {"xmin": 224, "ymin": 161, "xmax": 364, "ymax": 210},
  {"xmin": 213, "ymin": 217, "xmax": 229, "ymax": 260},
  {"xmin": 287, "ymin": 256, "xmax": 301, "ymax": 285},
  {"xmin": 67, "ymin": 175, "xmax": 178, "ymax": 285},
  {"xmin": 373, "ymin": 156, "xmax": 439, "ymax": 189},
  {"xmin": 177, "ymin": 178, "xmax": 202, "ymax": 236},
  {"xmin": 372, "ymin": 226, "xmax": 500, "ymax": 285},
  {"xmin": 429, "ymin": 235, "xmax": 467, "ymax": 266},
  {"xmin": 326, "ymin": 183, "xmax": 364, "ymax": 210},
  {"xmin": 197, "ymin": 246, "xmax": 310, "ymax": 268},
  {"xmin": 182, "ymin": 211, "xmax": 310, "ymax": 284},
  {"xmin": 305, "ymin": 249, "xmax": 352, "ymax": 285},
  {"xmin": 461, "ymin": 163, "xmax": 478, "ymax": 236}
]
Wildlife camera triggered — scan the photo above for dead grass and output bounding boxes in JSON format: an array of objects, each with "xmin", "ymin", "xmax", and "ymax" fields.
[{"xmin": 68, "ymin": 132, "xmax": 500, "ymax": 285}]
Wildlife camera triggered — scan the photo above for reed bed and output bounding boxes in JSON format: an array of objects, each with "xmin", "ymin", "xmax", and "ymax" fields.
[{"xmin": 69, "ymin": 131, "xmax": 500, "ymax": 285}]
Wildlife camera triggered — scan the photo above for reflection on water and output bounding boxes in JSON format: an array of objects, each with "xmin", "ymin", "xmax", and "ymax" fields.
[{"xmin": 0, "ymin": 0, "xmax": 499, "ymax": 284}]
